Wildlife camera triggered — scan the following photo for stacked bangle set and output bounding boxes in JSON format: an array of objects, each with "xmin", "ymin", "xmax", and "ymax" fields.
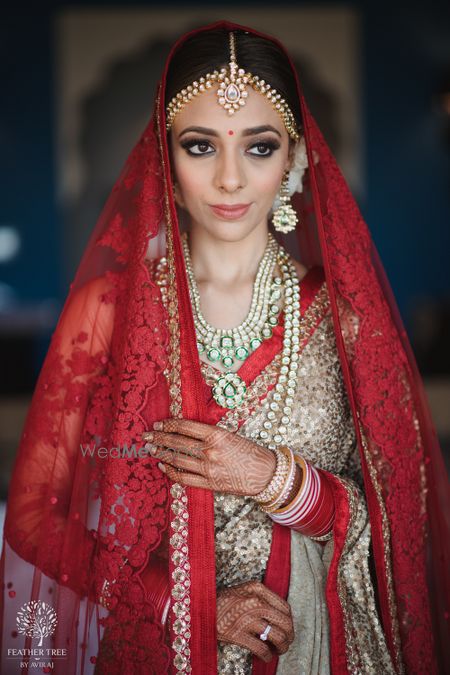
[{"xmin": 252, "ymin": 445, "xmax": 335, "ymax": 540}]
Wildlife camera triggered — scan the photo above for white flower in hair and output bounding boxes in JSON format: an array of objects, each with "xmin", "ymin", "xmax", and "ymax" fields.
[{"xmin": 287, "ymin": 136, "xmax": 309, "ymax": 196}]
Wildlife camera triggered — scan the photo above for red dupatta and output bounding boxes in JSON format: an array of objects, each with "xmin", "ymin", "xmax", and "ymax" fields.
[{"xmin": 1, "ymin": 19, "xmax": 448, "ymax": 675}]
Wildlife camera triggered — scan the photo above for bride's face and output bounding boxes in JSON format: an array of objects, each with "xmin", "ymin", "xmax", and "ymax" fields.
[{"xmin": 169, "ymin": 81, "xmax": 294, "ymax": 243}]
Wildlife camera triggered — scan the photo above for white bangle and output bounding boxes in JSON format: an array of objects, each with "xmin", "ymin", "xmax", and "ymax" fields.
[
  {"xmin": 252, "ymin": 447, "xmax": 289, "ymax": 503},
  {"xmin": 260, "ymin": 447, "xmax": 296, "ymax": 512}
]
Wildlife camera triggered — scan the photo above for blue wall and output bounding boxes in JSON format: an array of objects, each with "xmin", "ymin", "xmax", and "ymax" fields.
[
  {"xmin": 1, "ymin": 12, "xmax": 61, "ymax": 301},
  {"xmin": 364, "ymin": 5, "xmax": 450, "ymax": 320}
]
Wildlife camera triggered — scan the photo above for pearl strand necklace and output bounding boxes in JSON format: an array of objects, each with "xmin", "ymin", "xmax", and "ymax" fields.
[{"xmin": 248, "ymin": 249, "xmax": 302, "ymax": 448}]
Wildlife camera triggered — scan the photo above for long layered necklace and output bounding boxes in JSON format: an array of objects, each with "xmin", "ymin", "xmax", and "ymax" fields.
[
  {"xmin": 252, "ymin": 254, "xmax": 302, "ymax": 450},
  {"xmin": 183, "ymin": 233, "xmax": 301, "ymax": 427}
]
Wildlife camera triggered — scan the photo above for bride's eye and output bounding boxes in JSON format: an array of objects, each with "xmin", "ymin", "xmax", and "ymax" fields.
[
  {"xmin": 180, "ymin": 138, "xmax": 280, "ymax": 157},
  {"xmin": 248, "ymin": 141, "xmax": 280, "ymax": 157},
  {"xmin": 181, "ymin": 139, "xmax": 214, "ymax": 155}
]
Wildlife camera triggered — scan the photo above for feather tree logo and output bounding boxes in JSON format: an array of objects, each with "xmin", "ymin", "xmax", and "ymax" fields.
[{"xmin": 16, "ymin": 601, "xmax": 58, "ymax": 646}]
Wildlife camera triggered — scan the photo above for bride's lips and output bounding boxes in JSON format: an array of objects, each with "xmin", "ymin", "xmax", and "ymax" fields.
[{"xmin": 209, "ymin": 203, "xmax": 251, "ymax": 220}]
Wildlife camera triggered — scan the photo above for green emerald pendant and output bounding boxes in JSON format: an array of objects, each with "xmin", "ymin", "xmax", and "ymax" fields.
[
  {"xmin": 212, "ymin": 372, "xmax": 246, "ymax": 409},
  {"xmin": 235, "ymin": 346, "xmax": 249, "ymax": 360},
  {"xmin": 222, "ymin": 355, "xmax": 234, "ymax": 368},
  {"xmin": 207, "ymin": 348, "xmax": 221, "ymax": 362}
]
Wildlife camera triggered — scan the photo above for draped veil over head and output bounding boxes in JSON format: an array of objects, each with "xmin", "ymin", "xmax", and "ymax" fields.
[{"xmin": 1, "ymin": 19, "xmax": 448, "ymax": 675}]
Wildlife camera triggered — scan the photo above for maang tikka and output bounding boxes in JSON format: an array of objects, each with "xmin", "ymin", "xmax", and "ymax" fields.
[{"xmin": 165, "ymin": 31, "xmax": 300, "ymax": 142}]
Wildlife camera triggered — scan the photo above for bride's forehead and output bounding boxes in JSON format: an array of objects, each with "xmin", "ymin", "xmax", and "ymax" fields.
[{"xmin": 172, "ymin": 85, "xmax": 282, "ymax": 134}]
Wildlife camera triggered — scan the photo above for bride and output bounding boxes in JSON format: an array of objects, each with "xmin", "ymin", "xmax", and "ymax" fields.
[{"xmin": 1, "ymin": 19, "xmax": 448, "ymax": 675}]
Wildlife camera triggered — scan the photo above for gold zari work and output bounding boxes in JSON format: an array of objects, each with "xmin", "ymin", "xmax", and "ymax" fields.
[{"xmin": 156, "ymin": 88, "xmax": 192, "ymax": 674}]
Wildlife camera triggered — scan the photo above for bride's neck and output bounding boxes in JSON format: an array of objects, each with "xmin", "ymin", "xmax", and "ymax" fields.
[{"xmin": 187, "ymin": 225, "xmax": 269, "ymax": 285}]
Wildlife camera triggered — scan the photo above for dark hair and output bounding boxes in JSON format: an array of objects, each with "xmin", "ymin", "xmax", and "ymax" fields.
[{"xmin": 165, "ymin": 27, "xmax": 303, "ymax": 139}]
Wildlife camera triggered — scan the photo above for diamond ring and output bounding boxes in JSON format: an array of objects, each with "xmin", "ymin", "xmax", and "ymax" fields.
[{"xmin": 259, "ymin": 624, "xmax": 272, "ymax": 641}]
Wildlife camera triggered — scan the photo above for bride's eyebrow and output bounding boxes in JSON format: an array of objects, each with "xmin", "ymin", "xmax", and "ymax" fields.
[{"xmin": 178, "ymin": 125, "xmax": 281, "ymax": 139}]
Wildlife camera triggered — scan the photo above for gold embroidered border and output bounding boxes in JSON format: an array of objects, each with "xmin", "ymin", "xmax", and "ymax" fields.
[
  {"xmin": 357, "ymin": 420, "xmax": 404, "ymax": 675},
  {"xmin": 336, "ymin": 477, "xmax": 362, "ymax": 673},
  {"xmin": 155, "ymin": 86, "xmax": 191, "ymax": 674}
]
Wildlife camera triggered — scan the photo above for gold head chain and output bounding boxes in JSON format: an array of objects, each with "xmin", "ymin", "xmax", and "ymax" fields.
[{"xmin": 165, "ymin": 31, "xmax": 300, "ymax": 141}]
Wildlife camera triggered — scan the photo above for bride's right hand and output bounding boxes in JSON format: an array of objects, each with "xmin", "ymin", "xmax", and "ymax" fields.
[{"xmin": 217, "ymin": 580, "xmax": 295, "ymax": 663}]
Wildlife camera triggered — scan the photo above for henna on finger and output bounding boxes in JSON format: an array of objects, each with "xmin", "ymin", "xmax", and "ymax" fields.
[
  {"xmin": 150, "ymin": 448, "xmax": 206, "ymax": 475},
  {"xmin": 216, "ymin": 581, "xmax": 295, "ymax": 665},
  {"xmin": 155, "ymin": 418, "xmax": 212, "ymax": 440},
  {"xmin": 238, "ymin": 634, "xmax": 274, "ymax": 663},
  {"xmin": 143, "ymin": 430, "xmax": 205, "ymax": 457},
  {"xmin": 243, "ymin": 580, "xmax": 292, "ymax": 617},
  {"xmin": 216, "ymin": 587, "xmax": 278, "ymax": 662},
  {"xmin": 248, "ymin": 618, "xmax": 290, "ymax": 655},
  {"xmin": 259, "ymin": 607, "xmax": 295, "ymax": 644},
  {"xmin": 162, "ymin": 463, "xmax": 211, "ymax": 489}
]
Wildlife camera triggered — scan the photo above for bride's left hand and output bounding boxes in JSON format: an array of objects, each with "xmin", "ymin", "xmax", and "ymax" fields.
[{"xmin": 142, "ymin": 419, "xmax": 276, "ymax": 497}]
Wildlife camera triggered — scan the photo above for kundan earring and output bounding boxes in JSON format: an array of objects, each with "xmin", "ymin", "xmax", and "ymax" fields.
[{"xmin": 272, "ymin": 170, "xmax": 299, "ymax": 233}]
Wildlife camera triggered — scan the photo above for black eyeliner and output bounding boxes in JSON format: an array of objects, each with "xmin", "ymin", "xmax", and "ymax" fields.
[{"xmin": 179, "ymin": 138, "xmax": 280, "ymax": 156}]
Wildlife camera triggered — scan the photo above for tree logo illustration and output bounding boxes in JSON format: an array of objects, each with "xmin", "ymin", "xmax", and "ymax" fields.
[{"xmin": 16, "ymin": 601, "xmax": 58, "ymax": 647}]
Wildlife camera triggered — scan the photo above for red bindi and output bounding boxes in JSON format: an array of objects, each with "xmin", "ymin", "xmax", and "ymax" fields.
[{"xmin": 228, "ymin": 130, "xmax": 234, "ymax": 135}]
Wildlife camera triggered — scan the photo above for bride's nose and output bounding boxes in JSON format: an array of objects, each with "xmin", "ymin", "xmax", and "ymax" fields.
[{"xmin": 214, "ymin": 148, "xmax": 246, "ymax": 193}]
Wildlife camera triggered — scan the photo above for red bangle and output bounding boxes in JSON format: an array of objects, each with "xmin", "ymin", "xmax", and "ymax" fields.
[
  {"xmin": 270, "ymin": 457, "xmax": 335, "ymax": 537},
  {"xmin": 296, "ymin": 472, "xmax": 334, "ymax": 536}
]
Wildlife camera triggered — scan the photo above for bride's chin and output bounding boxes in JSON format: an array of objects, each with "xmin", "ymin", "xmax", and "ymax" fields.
[
  {"xmin": 205, "ymin": 224, "xmax": 261, "ymax": 244},
  {"xmin": 189, "ymin": 216, "xmax": 266, "ymax": 243}
]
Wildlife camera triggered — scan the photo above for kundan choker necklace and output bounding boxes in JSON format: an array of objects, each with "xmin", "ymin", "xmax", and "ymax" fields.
[{"xmin": 182, "ymin": 232, "xmax": 300, "ymax": 412}]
